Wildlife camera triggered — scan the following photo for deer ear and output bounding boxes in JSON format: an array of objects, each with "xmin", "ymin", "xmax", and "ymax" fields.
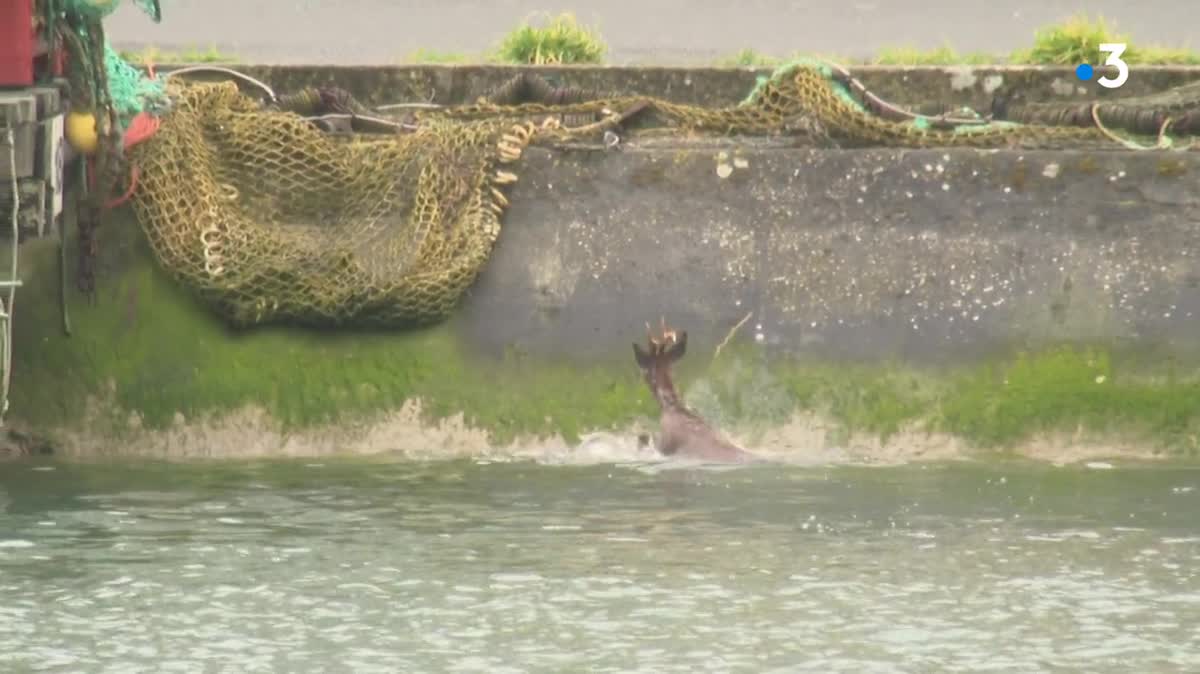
[
  {"xmin": 666, "ymin": 330, "xmax": 688, "ymax": 363},
  {"xmin": 633, "ymin": 342, "xmax": 653, "ymax": 369}
]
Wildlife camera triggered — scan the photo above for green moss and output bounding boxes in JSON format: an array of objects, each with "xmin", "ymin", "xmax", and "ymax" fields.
[
  {"xmin": 9, "ymin": 215, "xmax": 653, "ymax": 446},
  {"xmin": 680, "ymin": 339, "xmax": 1200, "ymax": 455},
  {"xmin": 692, "ymin": 343, "xmax": 934, "ymax": 443},
  {"xmin": 934, "ymin": 347, "xmax": 1200, "ymax": 454},
  {"xmin": 11, "ymin": 215, "xmax": 1200, "ymax": 456}
]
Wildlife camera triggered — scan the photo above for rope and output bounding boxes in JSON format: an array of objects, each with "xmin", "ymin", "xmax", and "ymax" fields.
[
  {"xmin": 99, "ymin": 112, "xmax": 160, "ymax": 210},
  {"xmin": 105, "ymin": 165, "xmax": 140, "ymax": 210},
  {"xmin": 122, "ymin": 112, "xmax": 161, "ymax": 149},
  {"xmin": 163, "ymin": 66, "xmax": 277, "ymax": 103},
  {"xmin": 3, "ymin": 129, "xmax": 19, "ymax": 419},
  {"xmin": 1090, "ymin": 103, "xmax": 1172, "ymax": 151},
  {"xmin": 821, "ymin": 59, "xmax": 993, "ymax": 129},
  {"xmin": 302, "ymin": 113, "xmax": 419, "ymax": 134}
]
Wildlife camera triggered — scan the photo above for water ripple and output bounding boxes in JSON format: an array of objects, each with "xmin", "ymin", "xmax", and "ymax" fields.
[{"xmin": 0, "ymin": 460, "xmax": 1196, "ymax": 672}]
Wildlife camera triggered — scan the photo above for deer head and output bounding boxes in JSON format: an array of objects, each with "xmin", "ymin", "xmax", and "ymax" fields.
[
  {"xmin": 629, "ymin": 318, "xmax": 757, "ymax": 463},
  {"xmin": 633, "ymin": 317, "xmax": 688, "ymax": 386}
]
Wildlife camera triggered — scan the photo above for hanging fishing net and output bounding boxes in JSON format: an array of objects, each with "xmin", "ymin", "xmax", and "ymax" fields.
[{"xmin": 121, "ymin": 59, "xmax": 1198, "ymax": 328}]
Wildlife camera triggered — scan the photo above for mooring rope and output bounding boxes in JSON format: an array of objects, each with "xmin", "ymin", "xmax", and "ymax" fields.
[
  {"xmin": 3, "ymin": 128, "xmax": 21, "ymax": 419},
  {"xmin": 162, "ymin": 65, "xmax": 277, "ymax": 102}
]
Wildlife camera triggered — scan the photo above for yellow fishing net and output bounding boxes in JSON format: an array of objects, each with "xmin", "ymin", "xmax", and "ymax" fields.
[
  {"xmin": 129, "ymin": 80, "xmax": 547, "ymax": 327},
  {"xmin": 127, "ymin": 61, "xmax": 1188, "ymax": 328}
]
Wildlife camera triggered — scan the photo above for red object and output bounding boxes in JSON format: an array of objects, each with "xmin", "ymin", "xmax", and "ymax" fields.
[
  {"xmin": 123, "ymin": 112, "xmax": 162, "ymax": 150},
  {"xmin": 83, "ymin": 113, "xmax": 162, "ymax": 211},
  {"xmin": 104, "ymin": 112, "xmax": 164, "ymax": 209},
  {"xmin": 105, "ymin": 165, "xmax": 140, "ymax": 210},
  {"xmin": 0, "ymin": 0, "xmax": 35, "ymax": 87},
  {"xmin": 51, "ymin": 29, "xmax": 66, "ymax": 77}
]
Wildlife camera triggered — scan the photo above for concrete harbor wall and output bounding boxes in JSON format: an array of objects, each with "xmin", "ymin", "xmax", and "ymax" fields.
[
  {"xmin": 209, "ymin": 63, "xmax": 1200, "ymax": 112},
  {"xmin": 5, "ymin": 66, "xmax": 1200, "ymax": 463}
]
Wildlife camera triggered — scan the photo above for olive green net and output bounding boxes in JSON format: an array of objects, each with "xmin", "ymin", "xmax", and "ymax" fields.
[
  {"xmin": 126, "ymin": 61, "xmax": 1197, "ymax": 328},
  {"xmin": 128, "ymin": 80, "xmax": 550, "ymax": 327}
]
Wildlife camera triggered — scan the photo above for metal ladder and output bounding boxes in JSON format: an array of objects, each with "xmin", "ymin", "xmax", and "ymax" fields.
[{"xmin": 1, "ymin": 127, "xmax": 26, "ymax": 422}]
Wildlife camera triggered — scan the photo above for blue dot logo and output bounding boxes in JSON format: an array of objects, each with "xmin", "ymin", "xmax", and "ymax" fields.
[{"xmin": 1076, "ymin": 63, "xmax": 1094, "ymax": 81}]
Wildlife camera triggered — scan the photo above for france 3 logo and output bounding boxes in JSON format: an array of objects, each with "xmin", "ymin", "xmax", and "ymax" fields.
[{"xmin": 1074, "ymin": 43, "xmax": 1129, "ymax": 89}]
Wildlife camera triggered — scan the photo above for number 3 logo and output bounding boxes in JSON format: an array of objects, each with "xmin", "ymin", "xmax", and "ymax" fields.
[{"xmin": 1098, "ymin": 43, "xmax": 1129, "ymax": 89}]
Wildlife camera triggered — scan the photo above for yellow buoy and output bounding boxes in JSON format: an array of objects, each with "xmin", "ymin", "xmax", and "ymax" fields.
[{"xmin": 65, "ymin": 111, "xmax": 99, "ymax": 155}]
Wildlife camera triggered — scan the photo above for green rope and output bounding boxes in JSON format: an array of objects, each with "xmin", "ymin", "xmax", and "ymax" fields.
[
  {"xmin": 104, "ymin": 42, "xmax": 170, "ymax": 128},
  {"xmin": 739, "ymin": 58, "xmax": 834, "ymax": 107},
  {"xmin": 738, "ymin": 55, "xmax": 1033, "ymax": 135},
  {"xmin": 62, "ymin": 0, "xmax": 160, "ymax": 21},
  {"xmin": 62, "ymin": 0, "xmax": 120, "ymax": 20}
]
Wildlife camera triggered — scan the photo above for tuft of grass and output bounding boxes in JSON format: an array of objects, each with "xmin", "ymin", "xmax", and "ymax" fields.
[
  {"xmin": 871, "ymin": 44, "xmax": 997, "ymax": 66},
  {"xmin": 119, "ymin": 44, "xmax": 239, "ymax": 65},
  {"xmin": 402, "ymin": 48, "xmax": 473, "ymax": 64},
  {"xmin": 716, "ymin": 49, "xmax": 782, "ymax": 68},
  {"xmin": 1011, "ymin": 13, "xmax": 1200, "ymax": 65},
  {"xmin": 1011, "ymin": 13, "xmax": 1129, "ymax": 65},
  {"xmin": 1135, "ymin": 46, "xmax": 1200, "ymax": 66},
  {"xmin": 494, "ymin": 13, "xmax": 607, "ymax": 65},
  {"xmin": 713, "ymin": 16, "xmax": 1199, "ymax": 67}
]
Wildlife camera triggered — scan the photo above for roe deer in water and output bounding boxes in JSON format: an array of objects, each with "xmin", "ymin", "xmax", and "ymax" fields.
[{"xmin": 633, "ymin": 319, "xmax": 759, "ymax": 464}]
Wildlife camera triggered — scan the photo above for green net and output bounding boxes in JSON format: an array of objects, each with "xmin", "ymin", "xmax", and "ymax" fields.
[
  {"xmin": 133, "ymin": 0, "xmax": 162, "ymax": 22},
  {"xmin": 57, "ymin": 0, "xmax": 169, "ymax": 128},
  {"xmin": 128, "ymin": 81, "xmax": 549, "ymax": 327},
  {"xmin": 103, "ymin": 43, "xmax": 170, "ymax": 128},
  {"xmin": 63, "ymin": 0, "xmax": 161, "ymax": 21}
]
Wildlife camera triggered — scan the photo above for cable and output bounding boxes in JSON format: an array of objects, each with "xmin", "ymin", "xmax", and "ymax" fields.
[
  {"xmin": 3, "ymin": 129, "xmax": 19, "ymax": 418},
  {"xmin": 162, "ymin": 65, "xmax": 277, "ymax": 103}
]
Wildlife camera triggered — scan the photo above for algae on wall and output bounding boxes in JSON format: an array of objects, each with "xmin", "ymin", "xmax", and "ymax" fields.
[
  {"xmin": 8, "ymin": 210, "xmax": 656, "ymax": 449},
  {"xmin": 9, "ymin": 208, "xmax": 1200, "ymax": 458}
]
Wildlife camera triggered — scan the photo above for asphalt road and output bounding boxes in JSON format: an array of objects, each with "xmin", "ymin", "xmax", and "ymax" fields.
[{"xmin": 106, "ymin": 0, "xmax": 1198, "ymax": 65}]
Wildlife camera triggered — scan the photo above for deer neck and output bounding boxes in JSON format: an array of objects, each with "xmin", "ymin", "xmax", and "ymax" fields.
[{"xmin": 648, "ymin": 366, "xmax": 684, "ymax": 412}]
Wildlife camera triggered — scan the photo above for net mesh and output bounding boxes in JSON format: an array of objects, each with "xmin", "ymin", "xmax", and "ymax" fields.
[
  {"xmin": 62, "ymin": 0, "xmax": 121, "ymax": 19},
  {"xmin": 128, "ymin": 80, "xmax": 545, "ymax": 327},
  {"xmin": 104, "ymin": 42, "xmax": 170, "ymax": 128},
  {"xmin": 127, "ymin": 61, "xmax": 1197, "ymax": 328},
  {"xmin": 63, "ymin": 0, "xmax": 160, "ymax": 20}
]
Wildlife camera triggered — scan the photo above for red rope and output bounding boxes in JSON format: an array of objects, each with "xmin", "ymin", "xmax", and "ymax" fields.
[
  {"xmin": 82, "ymin": 113, "xmax": 161, "ymax": 212},
  {"xmin": 123, "ymin": 112, "xmax": 161, "ymax": 150},
  {"xmin": 105, "ymin": 165, "xmax": 140, "ymax": 210}
]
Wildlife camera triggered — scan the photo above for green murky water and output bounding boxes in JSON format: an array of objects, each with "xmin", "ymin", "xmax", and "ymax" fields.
[{"xmin": 0, "ymin": 457, "xmax": 1198, "ymax": 673}]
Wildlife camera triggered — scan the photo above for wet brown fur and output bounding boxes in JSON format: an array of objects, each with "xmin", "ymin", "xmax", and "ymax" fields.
[{"xmin": 633, "ymin": 319, "xmax": 758, "ymax": 464}]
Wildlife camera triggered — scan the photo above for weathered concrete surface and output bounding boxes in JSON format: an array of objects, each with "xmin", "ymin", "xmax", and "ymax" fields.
[
  {"xmin": 461, "ymin": 143, "xmax": 1200, "ymax": 366},
  {"xmin": 166, "ymin": 64, "xmax": 1200, "ymax": 113},
  {"xmin": 8, "ymin": 138, "xmax": 1200, "ymax": 461}
]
